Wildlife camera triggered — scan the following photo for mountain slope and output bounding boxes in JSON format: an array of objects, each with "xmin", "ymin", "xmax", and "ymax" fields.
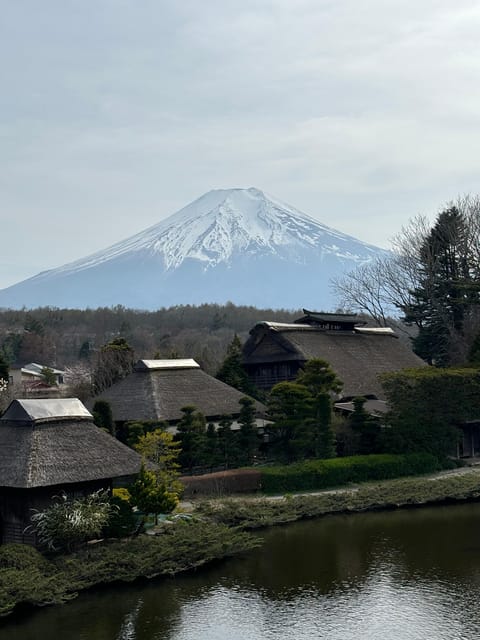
[{"xmin": 0, "ymin": 188, "xmax": 387, "ymax": 310}]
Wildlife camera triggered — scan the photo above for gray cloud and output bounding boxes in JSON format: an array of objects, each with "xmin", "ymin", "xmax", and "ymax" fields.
[{"xmin": 1, "ymin": 0, "xmax": 480, "ymax": 287}]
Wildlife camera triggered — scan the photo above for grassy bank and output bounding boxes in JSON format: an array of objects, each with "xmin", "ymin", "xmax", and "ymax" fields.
[
  {"xmin": 195, "ymin": 469, "xmax": 480, "ymax": 529},
  {"xmin": 0, "ymin": 520, "xmax": 258, "ymax": 617},
  {"xmin": 3, "ymin": 468, "xmax": 480, "ymax": 619}
]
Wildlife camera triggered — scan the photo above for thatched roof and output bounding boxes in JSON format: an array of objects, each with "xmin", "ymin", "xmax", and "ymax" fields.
[
  {"xmin": 90, "ymin": 359, "xmax": 265, "ymax": 423},
  {"xmin": 243, "ymin": 322, "xmax": 426, "ymax": 400},
  {"xmin": 0, "ymin": 399, "xmax": 142, "ymax": 489}
]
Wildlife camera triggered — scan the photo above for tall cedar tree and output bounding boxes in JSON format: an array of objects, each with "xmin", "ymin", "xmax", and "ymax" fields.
[{"xmin": 403, "ymin": 207, "xmax": 480, "ymax": 366}]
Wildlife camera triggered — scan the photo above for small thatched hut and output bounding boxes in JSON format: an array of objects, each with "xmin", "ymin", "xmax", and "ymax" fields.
[
  {"xmin": 90, "ymin": 359, "xmax": 265, "ymax": 431},
  {"xmin": 242, "ymin": 310, "xmax": 426, "ymax": 398},
  {"xmin": 0, "ymin": 398, "xmax": 142, "ymax": 545}
]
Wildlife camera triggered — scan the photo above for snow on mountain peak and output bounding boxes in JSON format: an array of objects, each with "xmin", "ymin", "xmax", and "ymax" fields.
[
  {"xmin": 52, "ymin": 187, "xmax": 379, "ymax": 278},
  {"xmin": 0, "ymin": 187, "xmax": 388, "ymax": 310}
]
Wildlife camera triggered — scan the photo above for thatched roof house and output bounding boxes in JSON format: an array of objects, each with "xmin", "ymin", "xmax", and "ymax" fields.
[
  {"xmin": 242, "ymin": 310, "xmax": 426, "ymax": 399},
  {"xmin": 0, "ymin": 398, "xmax": 142, "ymax": 545},
  {"xmin": 91, "ymin": 359, "xmax": 265, "ymax": 427}
]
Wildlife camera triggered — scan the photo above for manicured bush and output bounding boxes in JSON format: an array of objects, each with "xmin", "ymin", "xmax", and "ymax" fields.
[{"xmin": 260, "ymin": 453, "xmax": 441, "ymax": 493}]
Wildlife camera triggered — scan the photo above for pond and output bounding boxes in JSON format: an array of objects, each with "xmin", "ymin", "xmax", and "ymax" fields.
[{"xmin": 2, "ymin": 502, "xmax": 480, "ymax": 639}]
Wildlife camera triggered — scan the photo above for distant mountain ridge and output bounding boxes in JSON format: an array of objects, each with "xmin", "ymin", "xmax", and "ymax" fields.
[{"xmin": 0, "ymin": 188, "xmax": 387, "ymax": 310}]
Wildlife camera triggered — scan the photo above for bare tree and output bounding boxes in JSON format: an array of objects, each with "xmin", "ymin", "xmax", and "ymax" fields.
[{"xmin": 332, "ymin": 199, "xmax": 480, "ymax": 365}]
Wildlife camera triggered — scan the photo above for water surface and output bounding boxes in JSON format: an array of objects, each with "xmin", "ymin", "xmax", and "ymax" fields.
[{"xmin": 2, "ymin": 502, "xmax": 480, "ymax": 640}]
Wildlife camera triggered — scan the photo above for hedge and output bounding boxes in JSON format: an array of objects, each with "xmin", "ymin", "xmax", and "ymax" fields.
[{"xmin": 260, "ymin": 453, "xmax": 443, "ymax": 493}]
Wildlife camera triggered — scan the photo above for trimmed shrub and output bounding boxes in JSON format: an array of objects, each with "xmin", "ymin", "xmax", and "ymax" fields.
[{"xmin": 260, "ymin": 453, "xmax": 441, "ymax": 493}]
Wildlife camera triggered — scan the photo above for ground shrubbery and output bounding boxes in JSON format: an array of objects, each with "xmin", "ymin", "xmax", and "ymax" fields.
[
  {"xmin": 0, "ymin": 520, "xmax": 258, "ymax": 617},
  {"xmin": 260, "ymin": 453, "xmax": 443, "ymax": 493}
]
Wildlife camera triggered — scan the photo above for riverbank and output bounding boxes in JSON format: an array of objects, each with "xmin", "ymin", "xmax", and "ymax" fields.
[
  {"xmin": 0, "ymin": 520, "xmax": 257, "ymax": 618},
  {"xmin": 2, "ymin": 466, "xmax": 480, "ymax": 619},
  {"xmin": 193, "ymin": 466, "xmax": 480, "ymax": 528}
]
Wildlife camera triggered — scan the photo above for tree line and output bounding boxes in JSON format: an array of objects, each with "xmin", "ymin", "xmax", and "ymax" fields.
[{"xmin": 0, "ymin": 303, "xmax": 299, "ymax": 375}]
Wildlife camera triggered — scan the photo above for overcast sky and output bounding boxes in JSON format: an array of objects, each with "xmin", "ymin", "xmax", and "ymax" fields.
[{"xmin": 2, "ymin": 0, "xmax": 480, "ymax": 289}]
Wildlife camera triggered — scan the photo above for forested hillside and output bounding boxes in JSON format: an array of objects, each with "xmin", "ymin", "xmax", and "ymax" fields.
[{"xmin": 0, "ymin": 304, "xmax": 300, "ymax": 374}]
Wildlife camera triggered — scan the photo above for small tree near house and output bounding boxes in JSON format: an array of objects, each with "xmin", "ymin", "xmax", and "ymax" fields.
[{"xmin": 130, "ymin": 429, "xmax": 183, "ymax": 523}]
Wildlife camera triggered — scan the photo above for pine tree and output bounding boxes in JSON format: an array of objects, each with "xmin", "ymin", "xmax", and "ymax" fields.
[
  {"xmin": 267, "ymin": 382, "xmax": 313, "ymax": 462},
  {"xmin": 295, "ymin": 359, "xmax": 343, "ymax": 459},
  {"xmin": 204, "ymin": 422, "xmax": 222, "ymax": 469},
  {"xmin": 237, "ymin": 396, "xmax": 259, "ymax": 465},
  {"xmin": 175, "ymin": 406, "xmax": 207, "ymax": 471},
  {"xmin": 217, "ymin": 414, "xmax": 240, "ymax": 469},
  {"xmin": 216, "ymin": 334, "xmax": 256, "ymax": 395}
]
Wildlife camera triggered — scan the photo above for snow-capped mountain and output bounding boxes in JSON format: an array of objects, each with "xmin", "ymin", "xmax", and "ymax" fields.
[{"xmin": 0, "ymin": 188, "xmax": 387, "ymax": 310}]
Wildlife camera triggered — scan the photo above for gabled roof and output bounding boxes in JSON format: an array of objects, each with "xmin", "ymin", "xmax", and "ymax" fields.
[
  {"xmin": 0, "ymin": 399, "xmax": 142, "ymax": 489},
  {"xmin": 90, "ymin": 361, "xmax": 265, "ymax": 423},
  {"xmin": 134, "ymin": 359, "xmax": 200, "ymax": 371},
  {"xmin": 22, "ymin": 363, "xmax": 65, "ymax": 376},
  {"xmin": 243, "ymin": 322, "xmax": 426, "ymax": 400},
  {"xmin": 2, "ymin": 398, "xmax": 91, "ymax": 423}
]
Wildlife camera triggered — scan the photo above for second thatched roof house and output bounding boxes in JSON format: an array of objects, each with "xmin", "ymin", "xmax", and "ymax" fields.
[
  {"xmin": 0, "ymin": 398, "xmax": 142, "ymax": 545},
  {"xmin": 242, "ymin": 310, "xmax": 426, "ymax": 399},
  {"xmin": 90, "ymin": 359, "xmax": 266, "ymax": 429}
]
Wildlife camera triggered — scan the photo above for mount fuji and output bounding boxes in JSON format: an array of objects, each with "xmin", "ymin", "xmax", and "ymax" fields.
[{"xmin": 0, "ymin": 188, "xmax": 387, "ymax": 310}]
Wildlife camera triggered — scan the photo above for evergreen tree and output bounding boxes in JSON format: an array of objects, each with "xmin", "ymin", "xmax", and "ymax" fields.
[
  {"xmin": 92, "ymin": 400, "xmax": 115, "ymax": 435},
  {"xmin": 78, "ymin": 340, "xmax": 91, "ymax": 360},
  {"xmin": 295, "ymin": 359, "xmax": 342, "ymax": 459},
  {"xmin": 204, "ymin": 422, "xmax": 222, "ymax": 469},
  {"xmin": 217, "ymin": 414, "xmax": 240, "ymax": 469},
  {"xmin": 348, "ymin": 396, "xmax": 381, "ymax": 454},
  {"xmin": 403, "ymin": 207, "xmax": 480, "ymax": 365},
  {"xmin": 93, "ymin": 337, "xmax": 135, "ymax": 393},
  {"xmin": 216, "ymin": 334, "xmax": 256, "ymax": 395},
  {"xmin": 0, "ymin": 352, "xmax": 9, "ymax": 382},
  {"xmin": 237, "ymin": 396, "xmax": 259, "ymax": 465},
  {"xmin": 267, "ymin": 382, "xmax": 313, "ymax": 462},
  {"xmin": 41, "ymin": 366, "xmax": 57, "ymax": 387},
  {"xmin": 129, "ymin": 463, "xmax": 179, "ymax": 524},
  {"xmin": 175, "ymin": 405, "xmax": 207, "ymax": 471}
]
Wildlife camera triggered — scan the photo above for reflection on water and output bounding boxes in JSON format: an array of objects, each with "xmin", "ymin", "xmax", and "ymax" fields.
[{"xmin": 2, "ymin": 503, "xmax": 480, "ymax": 640}]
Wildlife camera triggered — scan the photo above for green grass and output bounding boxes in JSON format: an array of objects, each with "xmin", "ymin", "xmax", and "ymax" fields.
[{"xmin": 196, "ymin": 469, "xmax": 480, "ymax": 529}]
